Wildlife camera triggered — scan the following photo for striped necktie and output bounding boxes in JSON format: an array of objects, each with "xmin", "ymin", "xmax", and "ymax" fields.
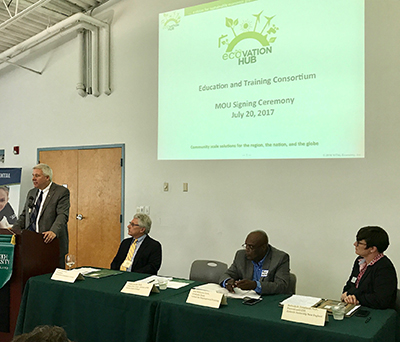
[
  {"xmin": 28, "ymin": 190, "xmax": 43, "ymax": 232},
  {"xmin": 120, "ymin": 239, "xmax": 137, "ymax": 271}
]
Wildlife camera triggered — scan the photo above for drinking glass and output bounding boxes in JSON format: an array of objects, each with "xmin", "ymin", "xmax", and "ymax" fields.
[{"xmin": 65, "ymin": 254, "xmax": 76, "ymax": 270}]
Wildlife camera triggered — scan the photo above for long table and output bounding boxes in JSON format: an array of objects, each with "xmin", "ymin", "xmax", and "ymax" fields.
[
  {"xmin": 15, "ymin": 272, "xmax": 399, "ymax": 342},
  {"xmin": 15, "ymin": 272, "xmax": 198, "ymax": 342},
  {"xmin": 155, "ymin": 292, "xmax": 399, "ymax": 342}
]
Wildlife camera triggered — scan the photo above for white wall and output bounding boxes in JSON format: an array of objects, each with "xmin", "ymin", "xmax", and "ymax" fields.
[{"xmin": 0, "ymin": 0, "xmax": 399, "ymax": 299}]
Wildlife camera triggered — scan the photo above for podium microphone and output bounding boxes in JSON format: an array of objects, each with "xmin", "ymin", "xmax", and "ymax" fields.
[{"xmin": 28, "ymin": 196, "xmax": 35, "ymax": 209}]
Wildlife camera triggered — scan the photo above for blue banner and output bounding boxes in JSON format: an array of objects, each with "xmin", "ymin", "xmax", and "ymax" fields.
[{"xmin": 0, "ymin": 168, "xmax": 22, "ymax": 186}]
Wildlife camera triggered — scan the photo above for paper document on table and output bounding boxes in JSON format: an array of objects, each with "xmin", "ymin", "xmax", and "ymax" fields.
[
  {"xmin": 195, "ymin": 283, "xmax": 260, "ymax": 299},
  {"xmin": 138, "ymin": 275, "xmax": 173, "ymax": 284},
  {"xmin": 74, "ymin": 267, "xmax": 101, "ymax": 275},
  {"xmin": 167, "ymin": 280, "xmax": 192, "ymax": 289},
  {"xmin": 138, "ymin": 275, "xmax": 191, "ymax": 289},
  {"xmin": 85, "ymin": 269, "xmax": 122, "ymax": 278},
  {"xmin": 279, "ymin": 295, "xmax": 322, "ymax": 307}
]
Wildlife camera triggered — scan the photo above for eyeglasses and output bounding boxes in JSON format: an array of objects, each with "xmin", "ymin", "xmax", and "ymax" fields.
[
  {"xmin": 355, "ymin": 241, "xmax": 367, "ymax": 247},
  {"xmin": 129, "ymin": 222, "xmax": 141, "ymax": 227},
  {"xmin": 242, "ymin": 243, "xmax": 257, "ymax": 250}
]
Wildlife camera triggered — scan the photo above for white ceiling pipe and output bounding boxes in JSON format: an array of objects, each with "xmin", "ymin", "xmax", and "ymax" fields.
[
  {"xmin": 0, "ymin": 23, "xmax": 86, "ymax": 69},
  {"xmin": 101, "ymin": 22, "xmax": 110, "ymax": 95},
  {"xmin": 91, "ymin": 25, "xmax": 99, "ymax": 97},
  {"xmin": 76, "ymin": 22, "xmax": 99, "ymax": 97},
  {"xmin": 86, "ymin": 29, "xmax": 92, "ymax": 94},
  {"xmin": 0, "ymin": 22, "xmax": 98, "ymax": 96},
  {"xmin": 59, "ymin": 14, "xmax": 110, "ymax": 95},
  {"xmin": 77, "ymin": 29, "xmax": 87, "ymax": 97},
  {"xmin": 0, "ymin": 12, "xmax": 110, "ymax": 95},
  {"xmin": 73, "ymin": 22, "xmax": 98, "ymax": 97}
]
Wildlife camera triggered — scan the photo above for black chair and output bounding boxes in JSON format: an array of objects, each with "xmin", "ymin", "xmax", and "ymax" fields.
[{"xmin": 189, "ymin": 260, "xmax": 228, "ymax": 283}]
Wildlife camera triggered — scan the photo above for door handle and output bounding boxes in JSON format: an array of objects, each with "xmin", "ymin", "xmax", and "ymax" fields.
[{"xmin": 76, "ymin": 214, "xmax": 84, "ymax": 220}]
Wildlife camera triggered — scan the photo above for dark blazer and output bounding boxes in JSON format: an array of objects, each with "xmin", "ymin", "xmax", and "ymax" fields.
[
  {"xmin": 219, "ymin": 245, "xmax": 291, "ymax": 295},
  {"xmin": 13, "ymin": 183, "xmax": 70, "ymax": 266},
  {"xmin": 343, "ymin": 255, "xmax": 397, "ymax": 309},
  {"xmin": 0, "ymin": 202, "xmax": 17, "ymax": 225},
  {"xmin": 110, "ymin": 235, "xmax": 162, "ymax": 275}
]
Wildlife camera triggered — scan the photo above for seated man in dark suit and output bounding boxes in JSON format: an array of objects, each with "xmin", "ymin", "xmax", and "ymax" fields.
[
  {"xmin": 110, "ymin": 213, "xmax": 162, "ymax": 274},
  {"xmin": 219, "ymin": 230, "xmax": 291, "ymax": 295}
]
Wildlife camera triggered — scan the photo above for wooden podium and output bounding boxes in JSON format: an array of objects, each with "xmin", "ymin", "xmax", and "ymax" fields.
[{"xmin": 0, "ymin": 228, "xmax": 60, "ymax": 342}]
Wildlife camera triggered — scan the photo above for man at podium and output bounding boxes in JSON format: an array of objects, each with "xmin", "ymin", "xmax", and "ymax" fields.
[{"xmin": 12, "ymin": 164, "xmax": 70, "ymax": 268}]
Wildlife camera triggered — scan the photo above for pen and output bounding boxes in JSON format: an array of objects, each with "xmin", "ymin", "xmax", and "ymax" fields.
[{"xmin": 365, "ymin": 317, "xmax": 371, "ymax": 323}]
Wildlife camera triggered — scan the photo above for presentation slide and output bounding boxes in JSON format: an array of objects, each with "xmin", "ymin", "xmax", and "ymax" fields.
[{"xmin": 158, "ymin": 0, "xmax": 364, "ymax": 160}]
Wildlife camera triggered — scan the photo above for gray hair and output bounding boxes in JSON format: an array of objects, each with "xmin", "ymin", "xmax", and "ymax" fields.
[
  {"xmin": 33, "ymin": 163, "xmax": 53, "ymax": 181},
  {"xmin": 134, "ymin": 213, "xmax": 152, "ymax": 234}
]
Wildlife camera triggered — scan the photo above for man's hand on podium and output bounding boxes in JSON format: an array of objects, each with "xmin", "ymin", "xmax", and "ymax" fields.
[{"xmin": 43, "ymin": 231, "xmax": 56, "ymax": 243}]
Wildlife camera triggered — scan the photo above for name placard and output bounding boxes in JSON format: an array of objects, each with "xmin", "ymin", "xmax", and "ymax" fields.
[
  {"xmin": 51, "ymin": 268, "xmax": 84, "ymax": 283},
  {"xmin": 121, "ymin": 281, "xmax": 160, "ymax": 297},
  {"xmin": 186, "ymin": 289, "xmax": 227, "ymax": 309},
  {"xmin": 281, "ymin": 304, "xmax": 327, "ymax": 326}
]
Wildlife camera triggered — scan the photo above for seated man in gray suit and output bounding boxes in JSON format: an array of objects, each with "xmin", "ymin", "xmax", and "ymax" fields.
[
  {"xmin": 219, "ymin": 230, "xmax": 291, "ymax": 295},
  {"xmin": 12, "ymin": 164, "xmax": 70, "ymax": 268}
]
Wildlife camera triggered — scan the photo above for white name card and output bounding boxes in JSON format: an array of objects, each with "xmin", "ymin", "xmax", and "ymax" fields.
[
  {"xmin": 51, "ymin": 268, "xmax": 84, "ymax": 283},
  {"xmin": 281, "ymin": 304, "xmax": 327, "ymax": 326},
  {"xmin": 120, "ymin": 281, "xmax": 160, "ymax": 297},
  {"xmin": 186, "ymin": 289, "xmax": 227, "ymax": 309}
]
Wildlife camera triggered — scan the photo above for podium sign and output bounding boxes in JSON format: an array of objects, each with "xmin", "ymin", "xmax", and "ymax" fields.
[
  {"xmin": 0, "ymin": 235, "xmax": 15, "ymax": 289},
  {"xmin": 0, "ymin": 229, "xmax": 59, "ymax": 342}
]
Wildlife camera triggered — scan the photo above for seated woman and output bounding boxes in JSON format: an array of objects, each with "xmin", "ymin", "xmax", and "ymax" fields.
[{"xmin": 341, "ymin": 226, "xmax": 397, "ymax": 309}]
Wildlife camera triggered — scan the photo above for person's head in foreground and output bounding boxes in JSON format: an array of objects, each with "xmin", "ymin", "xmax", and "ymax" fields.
[{"xmin": 12, "ymin": 325, "xmax": 71, "ymax": 342}]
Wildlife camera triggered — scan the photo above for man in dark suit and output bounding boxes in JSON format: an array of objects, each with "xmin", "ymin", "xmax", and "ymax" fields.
[
  {"xmin": 13, "ymin": 164, "xmax": 70, "ymax": 267},
  {"xmin": 219, "ymin": 230, "xmax": 291, "ymax": 295},
  {"xmin": 110, "ymin": 213, "xmax": 162, "ymax": 274}
]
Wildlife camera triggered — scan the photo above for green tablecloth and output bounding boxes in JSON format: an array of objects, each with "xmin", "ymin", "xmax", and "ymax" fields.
[
  {"xmin": 15, "ymin": 273, "xmax": 398, "ymax": 342},
  {"xmin": 15, "ymin": 272, "xmax": 198, "ymax": 342},
  {"xmin": 154, "ymin": 292, "xmax": 398, "ymax": 342}
]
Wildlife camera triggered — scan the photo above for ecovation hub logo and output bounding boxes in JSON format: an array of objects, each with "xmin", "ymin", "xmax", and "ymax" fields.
[
  {"xmin": 219, "ymin": 10, "xmax": 278, "ymax": 65},
  {"xmin": 161, "ymin": 12, "xmax": 181, "ymax": 31}
]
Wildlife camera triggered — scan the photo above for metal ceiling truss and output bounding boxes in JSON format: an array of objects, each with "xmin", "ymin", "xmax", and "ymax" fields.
[{"xmin": 0, "ymin": 0, "xmax": 111, "ymax": 96}]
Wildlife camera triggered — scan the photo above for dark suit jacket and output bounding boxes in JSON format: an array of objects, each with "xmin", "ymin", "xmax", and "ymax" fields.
[
  {"xmin": 110, "ymin": 235, "xmax": 162, "ymax": 275},
  {"xmin": 219, "ymin": 245, "xmax": 291, "ymax": 295},
  {"xmin": 13, "ymin": 183, "xmax": 70, "ymax": 266},
  {"xmin": 343, "ymin": 255, "xmax": 397, "ymax": 309}
]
